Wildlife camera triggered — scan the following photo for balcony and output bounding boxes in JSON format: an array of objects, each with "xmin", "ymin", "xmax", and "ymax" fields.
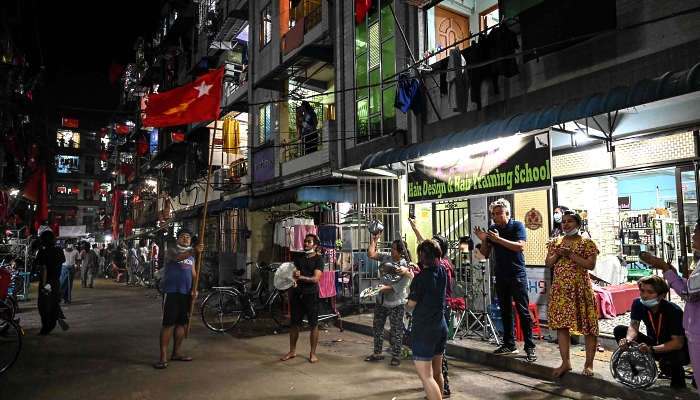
[
  {"xmin": 282, "ymin": 129, "xmax": 323, "ymax": 162},
  {"xmin": 279, "ymin": 120, "xmax": 333, "ymax": 178}
]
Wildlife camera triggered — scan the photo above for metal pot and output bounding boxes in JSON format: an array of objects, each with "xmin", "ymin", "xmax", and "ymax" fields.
[{"xmin": 368, "ymin": 220, "xmax": 384, "ymax": 236}]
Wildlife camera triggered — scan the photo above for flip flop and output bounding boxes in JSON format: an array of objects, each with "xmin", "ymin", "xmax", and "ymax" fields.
[
  {"xmin": 596, "ymin": 343, "xmax": 605, "ymax": 352},
  {"xmin": 364, "ymin": 354, "xmax": 385, "ymax": 362},
  {"xmin": 390, "ymin": 357, "xmax": 401, "ymax": 366},
  {"xmin": 170, "ymin": 355, "xmax": 193, "ymax": 362},
  {"xmin": 154, "ymin": 361, "xmax": 168, "ymax": 369}
]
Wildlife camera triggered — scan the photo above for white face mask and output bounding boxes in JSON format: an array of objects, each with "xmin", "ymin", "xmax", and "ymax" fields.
[
  {"xmin": 177, "ymin": 245, "xmax": 192, "ymax": 251},
  {"xmin": 563, "ymin": 226, "xmax": 579, "ymax": 236}
]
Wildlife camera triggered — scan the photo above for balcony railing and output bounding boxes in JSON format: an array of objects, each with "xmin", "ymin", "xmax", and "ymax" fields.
[
  {"xmin": 289, "ymin": 0, "xmax": 322, "ymax": 34},
  {"xmin": 282, "ymin": 129, "xmax": 322, "ymax": 162}
]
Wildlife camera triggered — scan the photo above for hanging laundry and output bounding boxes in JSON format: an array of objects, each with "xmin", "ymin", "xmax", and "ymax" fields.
[
  {"xmin": 446, "ymin": 48, "xmax": 467, "ymax": 113},
  {"xmin": 461, "ymin": 35, "xmax": 499, "ymax": 111},
  {"xmin": 317, "ymin": 225, "xmax": 337, "ymax": 248},
  {"xmin": 438, "ymin": 57, "xmax": 449, "ymax": 95},
  {"xmin": 294, "ymin": 224, "xmax": 318, "ymax": 250},
  {"xmin": 488, "ymin": 25, "xmax": 520, "ymax": 78},
  {"xmin": 394, "ymin": 73, "xmax": 422, "ymax": 116},
  {"xmin": 223, "ymin": 118, "xmax": 240, "ymax": 154}
]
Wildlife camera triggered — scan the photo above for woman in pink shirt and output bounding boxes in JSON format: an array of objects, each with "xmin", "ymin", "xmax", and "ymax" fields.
[{"xmin": 643, "ymin": 218, "xmax": 700, "ymax": 393}]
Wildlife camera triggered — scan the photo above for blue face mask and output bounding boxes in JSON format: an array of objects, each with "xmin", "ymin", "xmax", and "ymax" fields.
[
  {"xmin": 641, "ymin": 297, "xmax": 660, "ymax": 308},
  {"xmin": 67, "ymin": 244, "xmax": 74, "ymax": 249},
  {"xmin": 553, "ymin": 213, "xmax": 562, "ymax": 224}
]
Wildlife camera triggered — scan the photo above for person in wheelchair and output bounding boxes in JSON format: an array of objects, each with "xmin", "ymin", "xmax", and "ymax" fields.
[{"xmin": 614, "ymin": 275, "xmax": 690, "ymax": 389}]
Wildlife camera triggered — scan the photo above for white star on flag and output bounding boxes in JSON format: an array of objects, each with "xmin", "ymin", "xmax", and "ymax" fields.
[{"xmin": 194, "ymin": 81, "xmax": 213, "ymax": 98}]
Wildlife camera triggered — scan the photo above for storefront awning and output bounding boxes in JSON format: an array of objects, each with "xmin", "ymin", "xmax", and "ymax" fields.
[
  {"xmin": 174, "ymin": 204, "xmax": 205, "ymax": 220},
  {"xmin": 249, "ymin": 186, "xmax": 357, "ymax": 211},
  {"xmin": 206, "ymin": 196, "xmax": 248, "ymax": 215},
  {"xmin": 361, "ymin": 62, "xmax": 700, "ymax": 170}
]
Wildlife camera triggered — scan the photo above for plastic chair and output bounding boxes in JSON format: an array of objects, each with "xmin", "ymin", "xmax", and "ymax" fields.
[
  {"xmin": 112, "ymin": 263, "xmax": 126, "ymax": 283},
  {"xmin": 512, "ymin": 302, "xmax": 543, "ymax": 341}
]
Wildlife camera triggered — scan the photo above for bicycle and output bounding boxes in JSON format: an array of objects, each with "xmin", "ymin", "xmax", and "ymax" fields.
[
  {"xmin": 200, "ymin": 262, "xmax": 291, "ymax": 332},
  {"xmin": 0, "ymin": 301, "xmax": 23, "ymax": 375}
]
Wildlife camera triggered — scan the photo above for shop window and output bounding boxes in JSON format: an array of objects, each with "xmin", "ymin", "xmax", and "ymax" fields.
[
  {"xmin": 260, "ymin": 3, "xmax": 272, "ymax": 47},
  {"xmin": 355, "ymin": 0, "xmax": 395, "ymax": 144},
  {"xmin": 259, "ymin": 104, "xmax": 271, "ymax": 143},
  {"xmin": 57, "ymin": 130, "xmax": 80, "ymax": 149}
]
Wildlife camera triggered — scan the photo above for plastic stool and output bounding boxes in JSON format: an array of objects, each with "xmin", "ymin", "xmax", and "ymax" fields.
[{"xmin": 512, "ymin": 302, "xmax": 543, "ymax": 341}]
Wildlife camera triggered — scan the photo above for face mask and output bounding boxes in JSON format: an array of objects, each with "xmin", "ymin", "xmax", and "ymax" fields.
[
  {"xmin": 305, "ymin": 249, "xmax": 316, "ymax": 254},
  {"xmin": 553, "ymin": 212, "xmax": 562, "ymax": 223},
  {"xmin": 177, "ymin": 245, "xmax": 192, "ymax": 251},
  {"xmin": 67, "ymin": 244, "xmax": 73, "ymax": 249},
  {"xmin": 563, "ymin": 227, "xmax": 579, "ymax": 236},
  {"xmin": 641, "ymin": 297, "xmax": 660, "ymax": 308}
]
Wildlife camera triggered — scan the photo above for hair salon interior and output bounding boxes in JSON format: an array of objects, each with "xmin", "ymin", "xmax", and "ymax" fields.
[{"xmin": 112, "ymin": 0, "xmax": 700, "ymax": 322}]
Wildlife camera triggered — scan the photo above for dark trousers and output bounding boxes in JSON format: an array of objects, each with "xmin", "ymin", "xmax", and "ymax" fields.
[
  {"xmin": 613, "ymin": 325, "xmax": 690, "ymax": 385},
  {"xmin": 496, "ymin": 275, "xmax": 535, "ymax": 349}
]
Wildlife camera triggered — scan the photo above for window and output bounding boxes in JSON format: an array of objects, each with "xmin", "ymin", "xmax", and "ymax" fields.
[
  {"xmin": 355, "ymin": 0, "xmax": 396, "ymax": 144},
  {"xmin": 55, "ymin": 155, "xmax": 80, "ymax": 174},
  {"xmin": 85, "ymin": 156, "xmax": 95, "ymax": 175},
  {"xmin": 259, "ymin": 104, "xmax": 271, "ymax": 143},
  {"xmin": 57, "ymin": 130, "xmax": 80, "ymax": 148},
  {"xmin": 260, "ymin": 3, "xmax": 272, "ymax": 47},
  {"xmin": 479, "ymin": 4, "xmax": 499, "ymax": 32}
]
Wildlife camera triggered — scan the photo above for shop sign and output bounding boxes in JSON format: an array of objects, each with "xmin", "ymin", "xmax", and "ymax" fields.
[
  {"xmin": 407, "ymin": 131, "xmax": 552, "ymax": 202},
  {"xmin": 526, "ymin": 266, "xmax": 550, "ymax": 319},
  {"xmin": 618, "ymin": 196, "xmax": 631, "ymax": 210},
  {"xmin": 56, "ymin": 187, "xmax": 80, "ymax": 194},
  {"xmin": 252, "ymin": 147, "xmax": 275, "ymax": 182}
]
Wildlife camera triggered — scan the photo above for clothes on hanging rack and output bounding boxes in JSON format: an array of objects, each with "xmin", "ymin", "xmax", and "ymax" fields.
[
  {"xmin": 488, "ymin": 24, "xmax": 520, "ymax": 78},
  {"xmin": 394, "ymin": 72, "xmax": 422, "ymax": 116},
  {"xmin": 461, "ymin": 34, "xmax": 500, "ymax": 111},
  {"xmin": 447, "ymin": 48, "xmax": 467, "ymax": 113},
  {"xmin": 317, "ymin": 225, "xmax": 337, "ymax": 249}
]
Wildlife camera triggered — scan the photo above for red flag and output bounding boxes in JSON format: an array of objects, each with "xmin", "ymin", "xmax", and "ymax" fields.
[
  {"xmin": 356, "ymin": 0, "xmax": 372, "ymax": 23},
  {"xmin": 103, "ymin": 215, "xmax": 113, "ymax": 232},
  {"xmin": 22, "ymin": 165, "xmax": 48, "ymax": 227},
  {"xmin": 115, "ymin": 124, "xmax": 131, "ymax": 134},
  {"xmin": 136, "ymin": 137, "xmax": 149, "ymax": 157},
  {"xmin": 62, "ymin": 118, "xmax": 79, "ymax": 128},
  {"xmin": 92, "ymin": 180, "xmax": 100, "ymax": 197},
  {"xmin": 171, "ymin": 132, "xmax": 185, "ymax": 141},
  {"xmin": 49, "ymin": 219, "xmax": 60, "ymax": 237},
  {"xmin": 143, "ymin": 66, "xmax": 224, "ymax": 127},
  {"xmin": 101, "ymin": 150, "xmax": 110, "ymax": 162},
  {"xmin": 112, "ymin": 189, "xmax": 124, "ymax": 239},
  {"xmin": 100, "ymin": 127, "xmax": 108, "ymax": 137},
  {"xmin": 5, "ymin": 132, "xmax": 15, "ymax": 153},
  {"xmin": 124, "ymin": 217, "xmax": 136, "ymax": 236},
  {"xmin": 109, "ymin": 62, "xmax": 124, "ymax": 85},
  {"xmin": 119, "ymin": 163, "xmax": 134, "ymax": 179},
  {"xmin": 28, "ymin": 143, "xmax": 40, "ymax": 171}
]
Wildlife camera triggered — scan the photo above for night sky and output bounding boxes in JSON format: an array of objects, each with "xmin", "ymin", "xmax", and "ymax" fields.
[{"xmin": 18, "ymin": 1, "xmax": 163, "ymax": 118}]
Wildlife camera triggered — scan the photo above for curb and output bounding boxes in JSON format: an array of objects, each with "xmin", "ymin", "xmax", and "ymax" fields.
[{"xmin": 339, "ymin": 318, "xmax": 692, "ymax": 400}]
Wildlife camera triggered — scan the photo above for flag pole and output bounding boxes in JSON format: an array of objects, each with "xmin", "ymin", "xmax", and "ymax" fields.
[{"xmin": 186, "ymin": 122, "xmax": 217, "ymax": 338}]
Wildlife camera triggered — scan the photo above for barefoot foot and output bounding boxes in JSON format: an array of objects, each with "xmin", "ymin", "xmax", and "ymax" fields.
[
  {"xmin": 552, "ymin": 363, "xmax": 573, "ymax": 378},
  {"xmin": 582, "ymin": 366, "xmax": 594, "ymax": 376},
  {"xmin": 309, "ymin": 353, "xmax": 319, "ymax": 363},
  {"xmin": 280, "ymin": 351, "xmax": 296, "ymax": 361}
]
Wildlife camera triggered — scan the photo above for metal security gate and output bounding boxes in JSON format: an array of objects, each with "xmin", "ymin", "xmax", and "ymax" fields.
[
  {"xmin": 433, "ymin": 200, "xmax": 470, "ymax": 272},
  {"xmin": 353, "ymin": 176, "xmax": 401, "ymax": 304}
]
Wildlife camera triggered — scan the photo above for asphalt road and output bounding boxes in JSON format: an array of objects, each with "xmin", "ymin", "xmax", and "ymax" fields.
[{"xmin": 2, "ymin": 278, "xmax": 609, "ymax": 400}]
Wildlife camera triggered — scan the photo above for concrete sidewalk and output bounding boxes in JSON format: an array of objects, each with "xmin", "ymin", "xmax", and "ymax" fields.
[{"xmin": 338, "ymin": 308, "xmax": 697, "ymax": 400}]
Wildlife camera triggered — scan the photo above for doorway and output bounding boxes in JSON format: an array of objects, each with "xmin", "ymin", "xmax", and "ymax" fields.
[{"xmin": 434, "ymin": 6, "xmax": 470, "ymax": 61}]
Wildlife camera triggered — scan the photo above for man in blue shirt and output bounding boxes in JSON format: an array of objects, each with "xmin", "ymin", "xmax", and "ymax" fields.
[
  {"xmin": 154, "ymin": 228, "xmax": 203, "ymax": 369},
  {"xmin": 474, "ymin": 198, "xmax": 537, "ymax": 362}
]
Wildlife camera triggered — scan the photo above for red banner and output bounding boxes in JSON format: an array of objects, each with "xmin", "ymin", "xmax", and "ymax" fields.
[
  {"xmin": 171, "ymin": 132, "xmax": 185, "ymax": 142},
  {"xmin": 62, "ymin": 118, "xmax": 79, "ymax": 128}
]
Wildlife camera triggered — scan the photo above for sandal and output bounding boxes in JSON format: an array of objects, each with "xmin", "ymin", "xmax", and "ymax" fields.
[
  {"xmin": 390, "ymin": 357, "xmax": 401, "ymax": 366},
  {"xmin": 596, "ymin": 343, "xmax": 605, "ymax": 352},
  {"xmin": 364, "ymin": 354, "xmax": 385, "ymax": 362},
  {"xmin": 154, "ymin": 361, "xmax": 168, "ymax": 369},
  {"xmin": 171, "ymin": 355, "xmax": 193, "ymax": 362}
]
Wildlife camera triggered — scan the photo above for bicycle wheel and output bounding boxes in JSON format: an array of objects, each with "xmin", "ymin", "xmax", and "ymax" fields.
[
  {"xmin": 0, "ymin": 314, "xmax": 22, "ymax": 375},
  {"xmin": 1, "ymin": 297, "xmax": 17, "ymax": 319},
  {"xmin": 201, "ymin": 291, "xmax": 243, "ymax": 332},
  {"xmin": 269, "ymin": 291, "xmax": 291, "ymax": 328},
  {"xmin": 155, "ymin": 278, "xmax": 164, "ymax": 295},
  {"xmin": 12, "ymin": 276, "xmax": 25, "ymax": 297}
]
